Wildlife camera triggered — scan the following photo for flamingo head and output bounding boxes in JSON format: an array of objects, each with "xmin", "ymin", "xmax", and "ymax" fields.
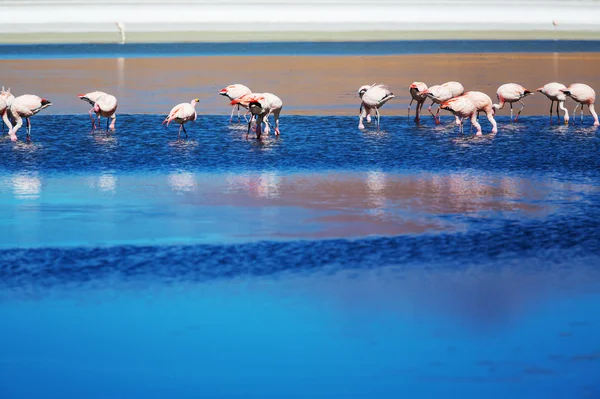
[
  {"xmin": 560, "ymin": 89, "xmax": 572, "ymax": 96},
  {"xmin": 248, "ymin": 101, "xmax": 263, "ymax": 115},
  {"xmin": 191, "ymin": 98, "xmax": 200, "ymax": 105},
  {"xmin": 218, "ymin": 87, "xmax": 229, "ymax": 96},
  {"xmin": 440, "ymin": 100, "xmax": 454, "ymax": 112},
  {"xmin": 40, "ymin": 98, "xmax": 52, "ymax": 107},
  {"xmin": 535, "ymin": 87, "xmax": 545, "ymax": 93},
  {"xmin": 357, "ymin": 85, "xmax": 371, "ymax": 98}
]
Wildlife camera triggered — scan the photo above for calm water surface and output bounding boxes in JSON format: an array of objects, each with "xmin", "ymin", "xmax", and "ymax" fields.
[{"xmin": 0, "ymin": 114, "xmax": 599, "ymax": 398}]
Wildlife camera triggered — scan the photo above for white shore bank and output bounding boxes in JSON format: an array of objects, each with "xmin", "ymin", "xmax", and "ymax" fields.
[{"xmin": 1, "ymin": 0, "xmax": 600, "ymax": 43}]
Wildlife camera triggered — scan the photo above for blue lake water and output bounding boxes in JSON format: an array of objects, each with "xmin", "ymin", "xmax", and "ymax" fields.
[
  {"xmin": 1, "ymin": 114, "xmax": 599, "ymax": 398},
  {"xmin": 2, "ymin": 40, "xmax": 600, "ymax": 60}
]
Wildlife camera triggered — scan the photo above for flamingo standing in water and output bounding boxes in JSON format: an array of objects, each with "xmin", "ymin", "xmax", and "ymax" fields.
[
  {"xmin": 163, "ymin": 98, "xmax": 199, "ymax": 139},
  {"xmin": 422, "ymin": 85, "xmax": 454, "ymax": 124},
  {"xmin": 79, "ymin": 91, "xmax": 118, "ymax": 130},
  {"xmin": 463, "ymin": 91, "xmax": 498, "ymax": 133},
  {"xmin": 409, "ymin": 82, "xmax": 428, "ymax": 124},
  {"xmin": 440, "ymin": 96, "xmax": 481, "ymax": 136},
  {"xmin": 219, "ymin": 84, "xmax": 252, "ymax": 123},
  {"xmin": 358, "ymin": 84, "xmax": 394, "ymax": 130},
  {"xmin": 537, "ymin": 82, "xmax": 569, "ymax": 124},
  {"xmin": 492, "ymin": 83, "xmax": 533, "ymax": 122},
  {"xmin": 0, "ymin": 87, "xmax": 15, "ymax": 133},
  {"xmin": 560, "ymin": 83, "xmax": 599, "ymax": 126},
  {"xmin": 232, "ymin": 92, "xmax": 283, "ymax": 139},
  {"xmin": 8, "ymin": 94, "xmax": 52, "ymax": 142}
]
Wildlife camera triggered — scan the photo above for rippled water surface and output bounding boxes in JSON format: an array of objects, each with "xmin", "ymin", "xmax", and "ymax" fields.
[{"xmin": 1, "ymin": 114, "xmax": 599, "ymax": 398}]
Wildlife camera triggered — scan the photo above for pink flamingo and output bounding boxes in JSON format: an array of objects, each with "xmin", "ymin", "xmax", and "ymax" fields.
[
  {"xmin": 78, "ymin": 91, "xmax": 106, "ymax": 128},
  {"xmin": 358, "ymin": 84, "xmax": 376, "ymax": 123},
  {"xmin": 219, "ymin": 84, "xmax": 252, "ymax": 123},
  {"xmin": 163, "ymin": 98, "xmax": 199, "ymax": 139},
  {"xmin": 422, "ymin": 85, "xmax": 454, "ymax": 124},
  {"xmin": 8, "ymin": 94, "xmax": 52, "ymax": 142},
  {"xmin": 358, "ymin": 84, "xmax": 394, "ymax": 129},
  {"xmin": 231, "ymin": 93, "xmax": 283, "ymax": 139},
  {"xmin": 537, "ymin": 82, "xmax": 569, "ymax": 124},
  {"xmin": 492, "ymin": 83, "xmax": 533, "ymax": 122},
  {"xmin": 442, "ymin": 81, "xmax": 465, "ymax": 97},
  {"xmin": 78, "ymin": 91, "xmax": 118, "ymax": 130},
  {"xmin": 560, "ymin": 83, "xmax": 599, "ymax": 126},
  {"xmin": 463, "ymin": 91, "xmax": 498, "ymax": 133},
  {"xmin": 0, "ymin": 87, "xmax": 15, "ymax": 133},
  {"xmin": 440, "ymin": 96, "xmax": 481, "ymax": 136},
  {"xmin": 409, "ymin": 82, "xmax": 428, "ymax": 124}
]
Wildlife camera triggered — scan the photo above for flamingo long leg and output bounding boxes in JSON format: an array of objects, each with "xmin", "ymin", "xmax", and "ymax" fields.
[
  {"xmin": 237, "ymin": 104, "xmax": 241, "ymax": 122},
  {"xmin": 435, "ymin": 107, "xmax": 441, "ymax": 124},
  {"xmin": 549, "ymin": 100, "xmax": 554, "ymax": 124},
  {"xmin": 375, "ymin": 108, "xmax": 381, "ymax": 129},
  {"xmin": 408, "ymin": 98, "xmax": 413, "ymax": 118},
  {"xmin": 516, "ymin": 100, "xmax": 526, "ymax": 121},
  {"xmin": 510, "ymin": 103, "xmax": 514, "ymax": 122},
  {"xmin": 26, "ymin": 118, "xmax": 31, "ymax": 141},
  {"xmin": 89, "ymin": 108, "xmax": 96, "ymax": 128},
  {"xmin": 573, "ymin": 103, "xmax": 580, "ymax": 124},
  {"xmin": 229, "ymin": 105, "xmax": 236, "ymax": 123},
  {"xmin": 177, "ymin": 124, "xmax": 182, "ymax": 139},
  {"xmin": 555, "ymin": 101, "xmax": 560, "ymax": 124},
  {"xmin": 581, "ymin": 105, "xmax": 584, "ymax": 123},
  {"xmin": 428, "ymin": 102, "xmax": 436, "ymax": 121}
]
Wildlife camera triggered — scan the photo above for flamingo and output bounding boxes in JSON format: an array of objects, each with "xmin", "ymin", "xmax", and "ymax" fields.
[
  {"xmin": 219, "ymin": 84, "xmax": 252, "ymax": 123},
  {"xmin": 79, "ymin": 91, "xmax": 118, "ymax": 130},
  {"xmin": 537, "ymin": 82, "xmax": 569, "ymax": 124},
  {"xmin": 0, "ymin": 87, "xmax": 15, "ymax": 133},
  {"xmin": 358, "ymin": 84, "xmax": 376, "ymax": 123},
  {"xmin": 232, "ymin": 92, "xmax": 283, "ymax": 139},
  {"xmin": 492, "ymin": 83, "xmax": 533, "ymax": 122},
  {"xmin": 358, "ymin": 84, "xmax": 394, "ymax": 130},
  {"xmin": 422, "ymin": 85, "xmax": 454, "ymax": 124},
  {"xmin": 560, "ymin": 83, "xmax": 599, "ymax": 126},
  {"xmin": 442, "ymin": 81, "xmax": 465, "ymax": 97},
  {"xmin": 409, "ymin": 82, "xmax": 428, "ymax": 124},
  {"xmin": 463, "ymin": 91, "xmax": 498, "ymax": 133},
  {"xmin": 440, "ymin": 96, "xmax": 481, "ymax": 136},
  {"xmin": 78, "ymin": 91, "xmax": 107, "ymax": 128},
  {"xmin": 8, "ymin": 94, "xmax": 52, "ymax": 142},
  {"xmin": 163, "ymin": 98, "xmax": 199, "ymax": 139}
]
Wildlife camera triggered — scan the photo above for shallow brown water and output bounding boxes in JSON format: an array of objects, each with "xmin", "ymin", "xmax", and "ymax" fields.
[{"xmin": 2, "ymin": 52, "xmax": 600, "ymax": 116}]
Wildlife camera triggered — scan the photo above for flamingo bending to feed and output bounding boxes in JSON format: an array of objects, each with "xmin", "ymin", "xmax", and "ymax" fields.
[
  {"xmin": 78, "ymin": 91, "xmax": 118, "ymax": 130},
  {"xmin": 409, "ymin": 82, "xmax": 428, "ymax": 124},
  {"xmin": 232, "ymin": 92, "xmax": 283, "ymax": 139},
  {"xmin": 492, "ymin": 83, "xmax": 533, "ymax": 122},
  {"xmin": 163, "ymin": 98, "xmax": 199, "ymax": 139},
  {"xmin": 462, "ymin": 91, "xmax": 497, "ymax": 133},
  {"xmin": 358, "ymin": 84, "xmax": 394, "ymax": 130},
  {"xmin": 78, "ymin": 91, "xmax": 106, "ymax": 128},
  {"xmin": 219, "ymin": 84, "xmax": 252, "ymax": 123},
  {"xmin": 0, "ymin": 87, "xmax": 15, "ymax": 133},
  {"xmin": 422, "ymin": 85, "xmax": 455, "ymax": 124},
  {"xmin": 537, "ymin": 82, "xmax": 569, "ymax": 124},
  {"xmin": 440, "ymin": 96, "xmax": 481, "ymax": 136},
  {"xmin": 560, "ymin": 83, "xmax": 599, "ymax": 126},
  {"xmin": 8, "ymin": 95, "xmax": 52, "ymax": 142}
]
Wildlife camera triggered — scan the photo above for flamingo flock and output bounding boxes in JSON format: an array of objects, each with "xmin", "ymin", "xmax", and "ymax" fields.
[
  {"xmin": 398, "ymin": 81, "xmax": 598, "ymax": 135},
  {"xmin": 0, "ymin": 80, "xmax": 597, "ymax": 142}
]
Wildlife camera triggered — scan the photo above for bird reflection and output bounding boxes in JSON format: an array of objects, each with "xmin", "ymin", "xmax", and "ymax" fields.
[
  {"xmin": 226, "ymin": 172, "xmax": 281, "ymax": 199},
  {"xmin": 366, "ymin": 171, "xmax": 387, "ymax": 217},
  {"xmin": 11, "ymin": 174, "xmax": 41, "ymax": 199},
  {"xmin": 168, "ymin": 172, "xmax": 196, "ymax": 192},
  {"xmin": 98, "ymin": 174, "xmax": 117, "ymax": 193}
]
